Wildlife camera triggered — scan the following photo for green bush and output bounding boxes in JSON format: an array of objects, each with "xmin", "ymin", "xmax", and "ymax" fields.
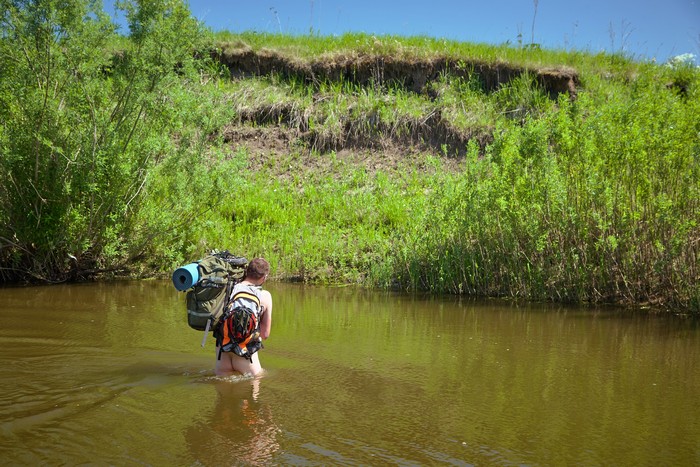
[{"xmin": 0, "ymin": 0, "xmax": 207, "ymax": 281}]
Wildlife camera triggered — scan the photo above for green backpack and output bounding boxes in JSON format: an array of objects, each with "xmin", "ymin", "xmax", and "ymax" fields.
[{"xmin": 183, "ymin": 251, "xmax": 248, "ymax": 333}]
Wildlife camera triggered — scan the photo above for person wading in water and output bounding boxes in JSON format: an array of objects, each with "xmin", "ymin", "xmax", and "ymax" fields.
[{"xmin": 214, "ymin": 258, "xmax": 272, "ymax": 377}]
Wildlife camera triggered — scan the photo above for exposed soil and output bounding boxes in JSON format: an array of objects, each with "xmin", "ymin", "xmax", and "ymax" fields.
[
  {"xmin": 220, "ymin": 124, "xmax": 465, "ymax": 177},
  {"xmin": 214, "ymin": 45, "xmax": 579, "ymax": 98},
  {"xmin": 213, "ymin": 45, "xmax": 579, "ymax": 173}
]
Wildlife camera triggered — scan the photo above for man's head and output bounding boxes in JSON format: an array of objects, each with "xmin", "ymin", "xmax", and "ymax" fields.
[{"xmin": 246, "ymin": 257, "xmax": 270, "ymax": 281}]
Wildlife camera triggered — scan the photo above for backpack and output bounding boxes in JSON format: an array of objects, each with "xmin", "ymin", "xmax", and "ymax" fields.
[
  {"xmin": 214, "ymin": 285, "xmax": 263, "ymax": 362},
  {"xmin": 178, "ymin": 251, "xmax": 248, "ymax": 334}
]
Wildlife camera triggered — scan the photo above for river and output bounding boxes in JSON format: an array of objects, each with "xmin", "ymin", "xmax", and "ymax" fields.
[{"xmin": 0, "ymin": 281, "xmax": 698, "ymax": 465}]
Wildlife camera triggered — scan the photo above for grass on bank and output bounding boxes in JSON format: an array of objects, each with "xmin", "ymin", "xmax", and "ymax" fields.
[
  {"xmin": 211, "ymin": 31, "xmax": 645, "ymax": 77},
  {"xmin": 134, "ymin": 37, "xmax": 699, "ymax": 312},
  {"xmin": 2, "ymin": 0, "xmax": 698, "ymax": 313}
]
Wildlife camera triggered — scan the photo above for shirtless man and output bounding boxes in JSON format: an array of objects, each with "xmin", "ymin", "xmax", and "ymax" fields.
[{"xmin": 215, "ymin": 258, "xmax": 272, "ymax": 377}]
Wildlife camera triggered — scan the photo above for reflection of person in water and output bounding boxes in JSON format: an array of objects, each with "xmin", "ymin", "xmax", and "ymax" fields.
[{"xmin": 185, "ymin": 377, "xmax": 280, "ymax": 465}]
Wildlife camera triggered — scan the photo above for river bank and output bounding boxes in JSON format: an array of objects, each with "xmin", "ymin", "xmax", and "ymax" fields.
[{"xmin": 1, "ymin": 4, "xmax": 698, "ymax": 312}]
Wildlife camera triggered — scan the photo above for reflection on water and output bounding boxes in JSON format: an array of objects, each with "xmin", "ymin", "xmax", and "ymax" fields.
[
  {"xmin": 0, "ymin": 281, "xmax": 699, "ymax": 465},
  {"xmin": 186, "ymin": 376, "xmax": 280, "ymax": 465}
]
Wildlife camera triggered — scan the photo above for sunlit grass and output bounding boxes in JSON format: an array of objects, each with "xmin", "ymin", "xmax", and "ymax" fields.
[
  {"xmin": 142, "ymin": 31, "xmax": 700, "ymax": 312},
  {"xmin": 211, "ymin": 31, "xmax": 644, "ymax": 77}
]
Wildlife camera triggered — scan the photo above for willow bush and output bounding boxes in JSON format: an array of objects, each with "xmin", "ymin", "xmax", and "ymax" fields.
[{"xmin": 0, "ymin": 0, "xmax": 207, "ymax": 281}]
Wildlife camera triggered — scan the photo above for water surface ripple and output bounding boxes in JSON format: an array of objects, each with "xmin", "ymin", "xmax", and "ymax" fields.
[{"xmin": 0, "ymin": 281, "xmax": 698, "ymax": 465}]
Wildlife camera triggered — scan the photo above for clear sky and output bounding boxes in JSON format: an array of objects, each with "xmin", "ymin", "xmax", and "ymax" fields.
[{"xmin": 107, "ymin": 0, "xmax": 700, "ymax": 64}]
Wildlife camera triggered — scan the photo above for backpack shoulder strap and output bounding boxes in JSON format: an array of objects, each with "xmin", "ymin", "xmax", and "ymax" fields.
[
  {"xmin": 230, "ymin": 283, "xmax": 261, "ymax": 308},
  {"xmin": 231, "ymin": 290, "xmax": 260, "ymax": 307}
]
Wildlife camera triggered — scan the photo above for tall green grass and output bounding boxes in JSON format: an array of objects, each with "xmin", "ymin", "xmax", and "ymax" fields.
[
  {"xmin": 135, "ymin": 35, "xmax": 699, "ymax": 312},
  {"xmin": 5, "ymin": 0, "xmax": 694, "ymax": 312},
  {"xmin": 397, "ymin": 70, "xmax": 700, "ymax": 309},
  {"xmin": 185, "ymin": 150, "xmax": 447, "ymax": 286}
]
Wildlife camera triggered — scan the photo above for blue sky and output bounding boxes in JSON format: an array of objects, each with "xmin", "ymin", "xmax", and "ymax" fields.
[{"xmin": 107, "ymin": 0, "xmax": 700, "ymax": 64}]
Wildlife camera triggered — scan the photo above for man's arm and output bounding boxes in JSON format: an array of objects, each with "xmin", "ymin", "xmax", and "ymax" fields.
[{"xmin": 259, "ymin": 290, "xmax": 272, "ymax": 339}]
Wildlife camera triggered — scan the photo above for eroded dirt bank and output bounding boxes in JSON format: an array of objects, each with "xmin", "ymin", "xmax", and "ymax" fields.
[
  {"xmin": 214, "ymin": 45, "xmax": 579, "ymax": 97},
  {"xmin": 211, "ymin": 43, "xmax": 579, "ymax": 169}
]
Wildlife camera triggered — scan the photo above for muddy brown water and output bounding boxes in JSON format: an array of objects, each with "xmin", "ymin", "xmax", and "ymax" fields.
[{"xmin": 1, "ymin": 281, "xmax": 698, "ymax": 465}]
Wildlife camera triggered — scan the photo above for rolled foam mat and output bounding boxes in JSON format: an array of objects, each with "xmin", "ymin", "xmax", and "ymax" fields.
[{"xmin": 172, "ymin": 262, "xmax": 200, "ymax": 291}]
